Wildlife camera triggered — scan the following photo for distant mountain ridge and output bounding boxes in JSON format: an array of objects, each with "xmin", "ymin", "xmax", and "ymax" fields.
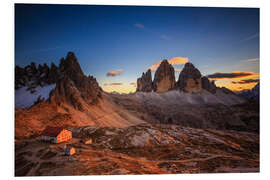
[
  {"xmin": 137, "ymin": 59, "xmax": 233, "ymax": 95},
  {"xmin": 237, "ymin": 83, "xmax": 259, "ymax": 101}
]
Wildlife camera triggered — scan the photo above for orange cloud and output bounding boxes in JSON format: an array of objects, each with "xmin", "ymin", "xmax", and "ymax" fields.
[
  {"xmin": 207, "ymin": 71, "xmax": 259, "ymax": 80},
  {"xmin": 130, "ymin": 82, "xmax": 137, "ymax": 87},
  {"xmin": 104, "ymin": 83, "xmax": 123, "ymax": 86},
  {"xmin": 149, "ymin": 57, "xmax": 189, "ymax": 72},
  {"xmin": 174, "ymin": 68, "xmax": 182, "ymax": 72},
  {"xmin": 232, "ymin": 79, "xmax": 259, "ymax": 84},
  {"xmin": 106, "ymin": 69, "xmax": 123, "ymax": 76}
]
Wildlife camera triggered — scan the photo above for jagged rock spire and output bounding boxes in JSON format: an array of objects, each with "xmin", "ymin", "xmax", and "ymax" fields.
[
  {"xmin": 137, "ymin": 69, "xmax": 153, "ymax": 92},
  {"xmin": 153, "ymin": 60, "xmax": 175, "ymax": 92},
  {"xmin": 176, "ymin": 62, "xmax": 202, "ymax": 93}
]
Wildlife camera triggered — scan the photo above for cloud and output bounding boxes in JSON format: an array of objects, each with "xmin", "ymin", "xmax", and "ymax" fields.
[
  {"xmin": 149, "ymin": 57, "xmax": 189, "ymax": 72},
  {"xmin": 104, "ymin": 83, "xmax": 123, "ymax": 86},
  {"xmin": 106, "ymin": 69, "xmax": 123, "ymax": 77},
  {"xmin": 240, "ymin": 33, "xmax": 259, "ymax": 42},
  {"xmin": 232, "ymin": 79, "xmax": 259, "ymax": 84},
  {"xmin": 130, "ymin": 82, "xmax": 137, "ymax": 87},
  {"xmin": 241, "ymin": 58, "xmax": 259, "ymax": 63},
  {"xmin": 207, "ymin": 72, "xmax": 259, "ymax": 79},
  {"xmin": 174, "ymin": 68, "xmax": 182, "ymax": 72},
  {"xmin": 160, "ymin": 34, "xmax": 170, "ymax": 40},
  {"xmin": 134, "ymin": 23, "xmax": 145, "ymax": 29}
]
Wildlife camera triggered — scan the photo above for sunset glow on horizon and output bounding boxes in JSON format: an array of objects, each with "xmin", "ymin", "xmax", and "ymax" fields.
[{"xmin": 15, "ymin": 5, "xmax": 259, "ymax": 93}]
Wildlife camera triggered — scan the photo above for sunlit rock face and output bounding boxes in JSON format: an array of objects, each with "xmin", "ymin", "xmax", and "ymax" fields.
[
  {"xmin": 177, "ymin": 62, "xmax": 202, "ymax": 93},
  {"xmin": 50, "ymin": 52, "xmax": 102, "ymax": 108},
  {"xmin": 184, "ymin": 78, "xmax": 202, "ymax": 93},
  {"xmin": 136, "ymin": 69, "xmax": 153, "ymax": 92},
  {"xmin": 153, "ymin": 60, "xmax": 175, "ymax": 93}
]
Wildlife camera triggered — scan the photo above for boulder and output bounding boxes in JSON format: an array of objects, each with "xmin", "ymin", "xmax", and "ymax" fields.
[{"xmin": 153, "ymin": 60, "xmax": 175, "ymax": 92}]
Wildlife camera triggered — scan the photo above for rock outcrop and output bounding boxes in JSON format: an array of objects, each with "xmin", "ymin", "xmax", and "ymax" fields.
[
  {"xmin": 176, "ymin": 62, "xmax": 202, "ymax": 93},
  {"xmin": 15, "ymin": 51, "xmax": 102, "ymax": 109},
  {"xmin": 135, "ymin": 60, "xmax": 222, "ymax": 94},
  {"xmin": 49, "ymin": 52, "xmax": 102, "ymax": 109},
  {"xmin": 136, "ymin": 69, "xmax": 153, "ymax": 92},
  {"xmin": 49, "ymin": 76, "xmax": 86, "ymax": 111},
  {"xmin": 238, "ymin": 83, "xmax": 259, "ymax": 100},
  {"xmin": 58, "ymin": 52, "xmax": 102, "ymax": 105},
  {"xmin": 201, "ymin": 76, "xmax": 217, "ymax": 94},
  {"xmin": 15, "ymin": 62, "xmax": 59, "ymax": 90},
  {"xmin": 153, "ymin": 60, "xmax": 175, "ymax": 92}
]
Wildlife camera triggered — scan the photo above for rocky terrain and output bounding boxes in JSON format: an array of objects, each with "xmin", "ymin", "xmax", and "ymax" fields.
[
  {"xmin": 15, "ymin": 52, "xmax": 259, "ymax": 176},
  {"xmin": 115, "ymin": 60, "xmax": 259, "ymax": 133},
  {"xmin": 137, "ymin": 60, "xmax": 219, "ymax": 94},
  {"xmin": 109, "ymin": 90, "xmax": 259, "ymax": 133},
  {"xmin": 237, "ymin": 83, "xmax": 260, "ymax": 101},
  {"xmin": 15, "ymin": 52, "xmax": 144, "ymax": 139},
  {"xmin": 15, "ymin": 124, "xmax": 259, "ymax": 176}
]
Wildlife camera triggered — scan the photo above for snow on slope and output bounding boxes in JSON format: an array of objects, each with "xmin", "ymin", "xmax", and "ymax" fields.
[{"xmin": 15, "ymin": 84, "xmax": 56, "ymax": 108}]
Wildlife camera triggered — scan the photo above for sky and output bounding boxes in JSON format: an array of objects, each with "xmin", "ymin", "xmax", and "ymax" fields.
[{"xmin": 15, "ymin": 4, "xmax": 259, "ymax": 93}]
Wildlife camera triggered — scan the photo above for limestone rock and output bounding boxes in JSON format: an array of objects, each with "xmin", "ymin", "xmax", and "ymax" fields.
[
  {"xmin": 49, "ymin": 76, "xmax": 86, "ymax": 111},
  {"xmin": 56, "ymin": 52, "xmax": 102, "ymax": 106},
  {"xmin": 153, "ymin": 60, "xmax": 175, "ymax": 93},
  {"xmin": 137, "ymin": 69, "xmax": 153, "ymax": 92},
  {"xmin": 201, "ymin": 76, "xmax": 217, "ymax": 94},
  {"xmin": 177, "ymin": 62, "xmax": 202, "ymax": 93}
]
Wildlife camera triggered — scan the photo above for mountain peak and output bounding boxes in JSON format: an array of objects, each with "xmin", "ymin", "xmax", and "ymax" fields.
[
  {"xmin": 176, "ymin": 62, "xmax": 202, "ymax": 92},
  {"xmin": 137, "ymin": 69, "xmax": 153, "ymax": 92},
  {"xmin": 59, "ymin": 52, "xmax": 84, "ymax": 77},
  {"xmin": 153, "ymin": 59, "xmax": 175, "ymax": 92}
]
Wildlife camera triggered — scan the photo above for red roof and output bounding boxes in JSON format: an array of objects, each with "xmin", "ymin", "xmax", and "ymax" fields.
[{"xmin": 41, "ymin": 126, "xmax": 68, "ymax": 137}]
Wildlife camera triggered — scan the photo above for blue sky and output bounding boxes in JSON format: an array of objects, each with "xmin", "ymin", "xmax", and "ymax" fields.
[{"xmin": 15, "ymin": 4, "xmax": 259, "ymax": 92}]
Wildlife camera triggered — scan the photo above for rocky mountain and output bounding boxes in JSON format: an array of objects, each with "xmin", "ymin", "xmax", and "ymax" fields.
[
  {"xmin": 136, "ymin": 60, "xmax": 227, "ymax": 95},
  {"xmin": 15, "ymin": 54, "xmax": 259, "ymax": 176},
  {"xmin": 110, "ymin": 89, "xmax": 259, "ymax": 133},
  {"xmin": 50, "ymin": 52, "xmax": 102, "ymax": 108},
  {"xmin": 15, "ymin": 52, "xmax": 102, "ymax": 109},
  {"xmin": 15, "ymin": 52, "xmax": 144, "ymax": 139},
  {"xmin": 238, "ymin": 83, "xmax": 260, "ymax": 101},
  {"xmin": 136, "ymin": 69, "xmax": 153, "ymax": 92},
  {"xmin": 136, "ymin": 60, "xmax": 176, "ymax": 93},
  {"xmin": 176, "ymin": 62, "xmax": 202, "ymax": 93},
  {"xmin": 153, "ymin": 60, "xmax": 176, "ymax": 92},
  {"xmin": 201, "ymin": 76, "xmax": 217, "ymax": 94},
  {"xmin": 15, "ymin": 62, "xmax": 59, "ymax": 91}
]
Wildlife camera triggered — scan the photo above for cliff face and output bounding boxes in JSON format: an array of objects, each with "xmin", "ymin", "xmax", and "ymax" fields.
[
  {"xmin": 136, "ymin": 60, "xmax": 220, "ymax": 94},
  {"xmin": 136, "ymin": 69, "xmax": 153, "ymax": 92},
  {"xmin": 176, "ymin": 62, "xmax": 202, "ymax": 93},
  {"xmin": 201, "ymin": 76, "xmax": 217, "ymax": 94},
  {"xmin": 55, "ymin": 52, "xmax": 102, "ymax": 106},
  {"xmin": 153, "ymin": 60, "xmax": 175, "ymax": 93}
]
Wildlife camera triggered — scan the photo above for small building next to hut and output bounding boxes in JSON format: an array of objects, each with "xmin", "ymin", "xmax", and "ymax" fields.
[
  {"xmin": 41, "ymin": 126, "xmax": 72, "ymax": 144},
  {"xmin": 81, "ymin": 138, "xmax": 93, "ymax": 145},
  {"xmin": 63, "ymin": 144, "xmax": 76, "ymax": 156}
]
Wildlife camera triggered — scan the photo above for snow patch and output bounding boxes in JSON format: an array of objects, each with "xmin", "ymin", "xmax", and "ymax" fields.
[{"xmin": 15, "ymin": 84, "xmax": 56, "ymax": 108}]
